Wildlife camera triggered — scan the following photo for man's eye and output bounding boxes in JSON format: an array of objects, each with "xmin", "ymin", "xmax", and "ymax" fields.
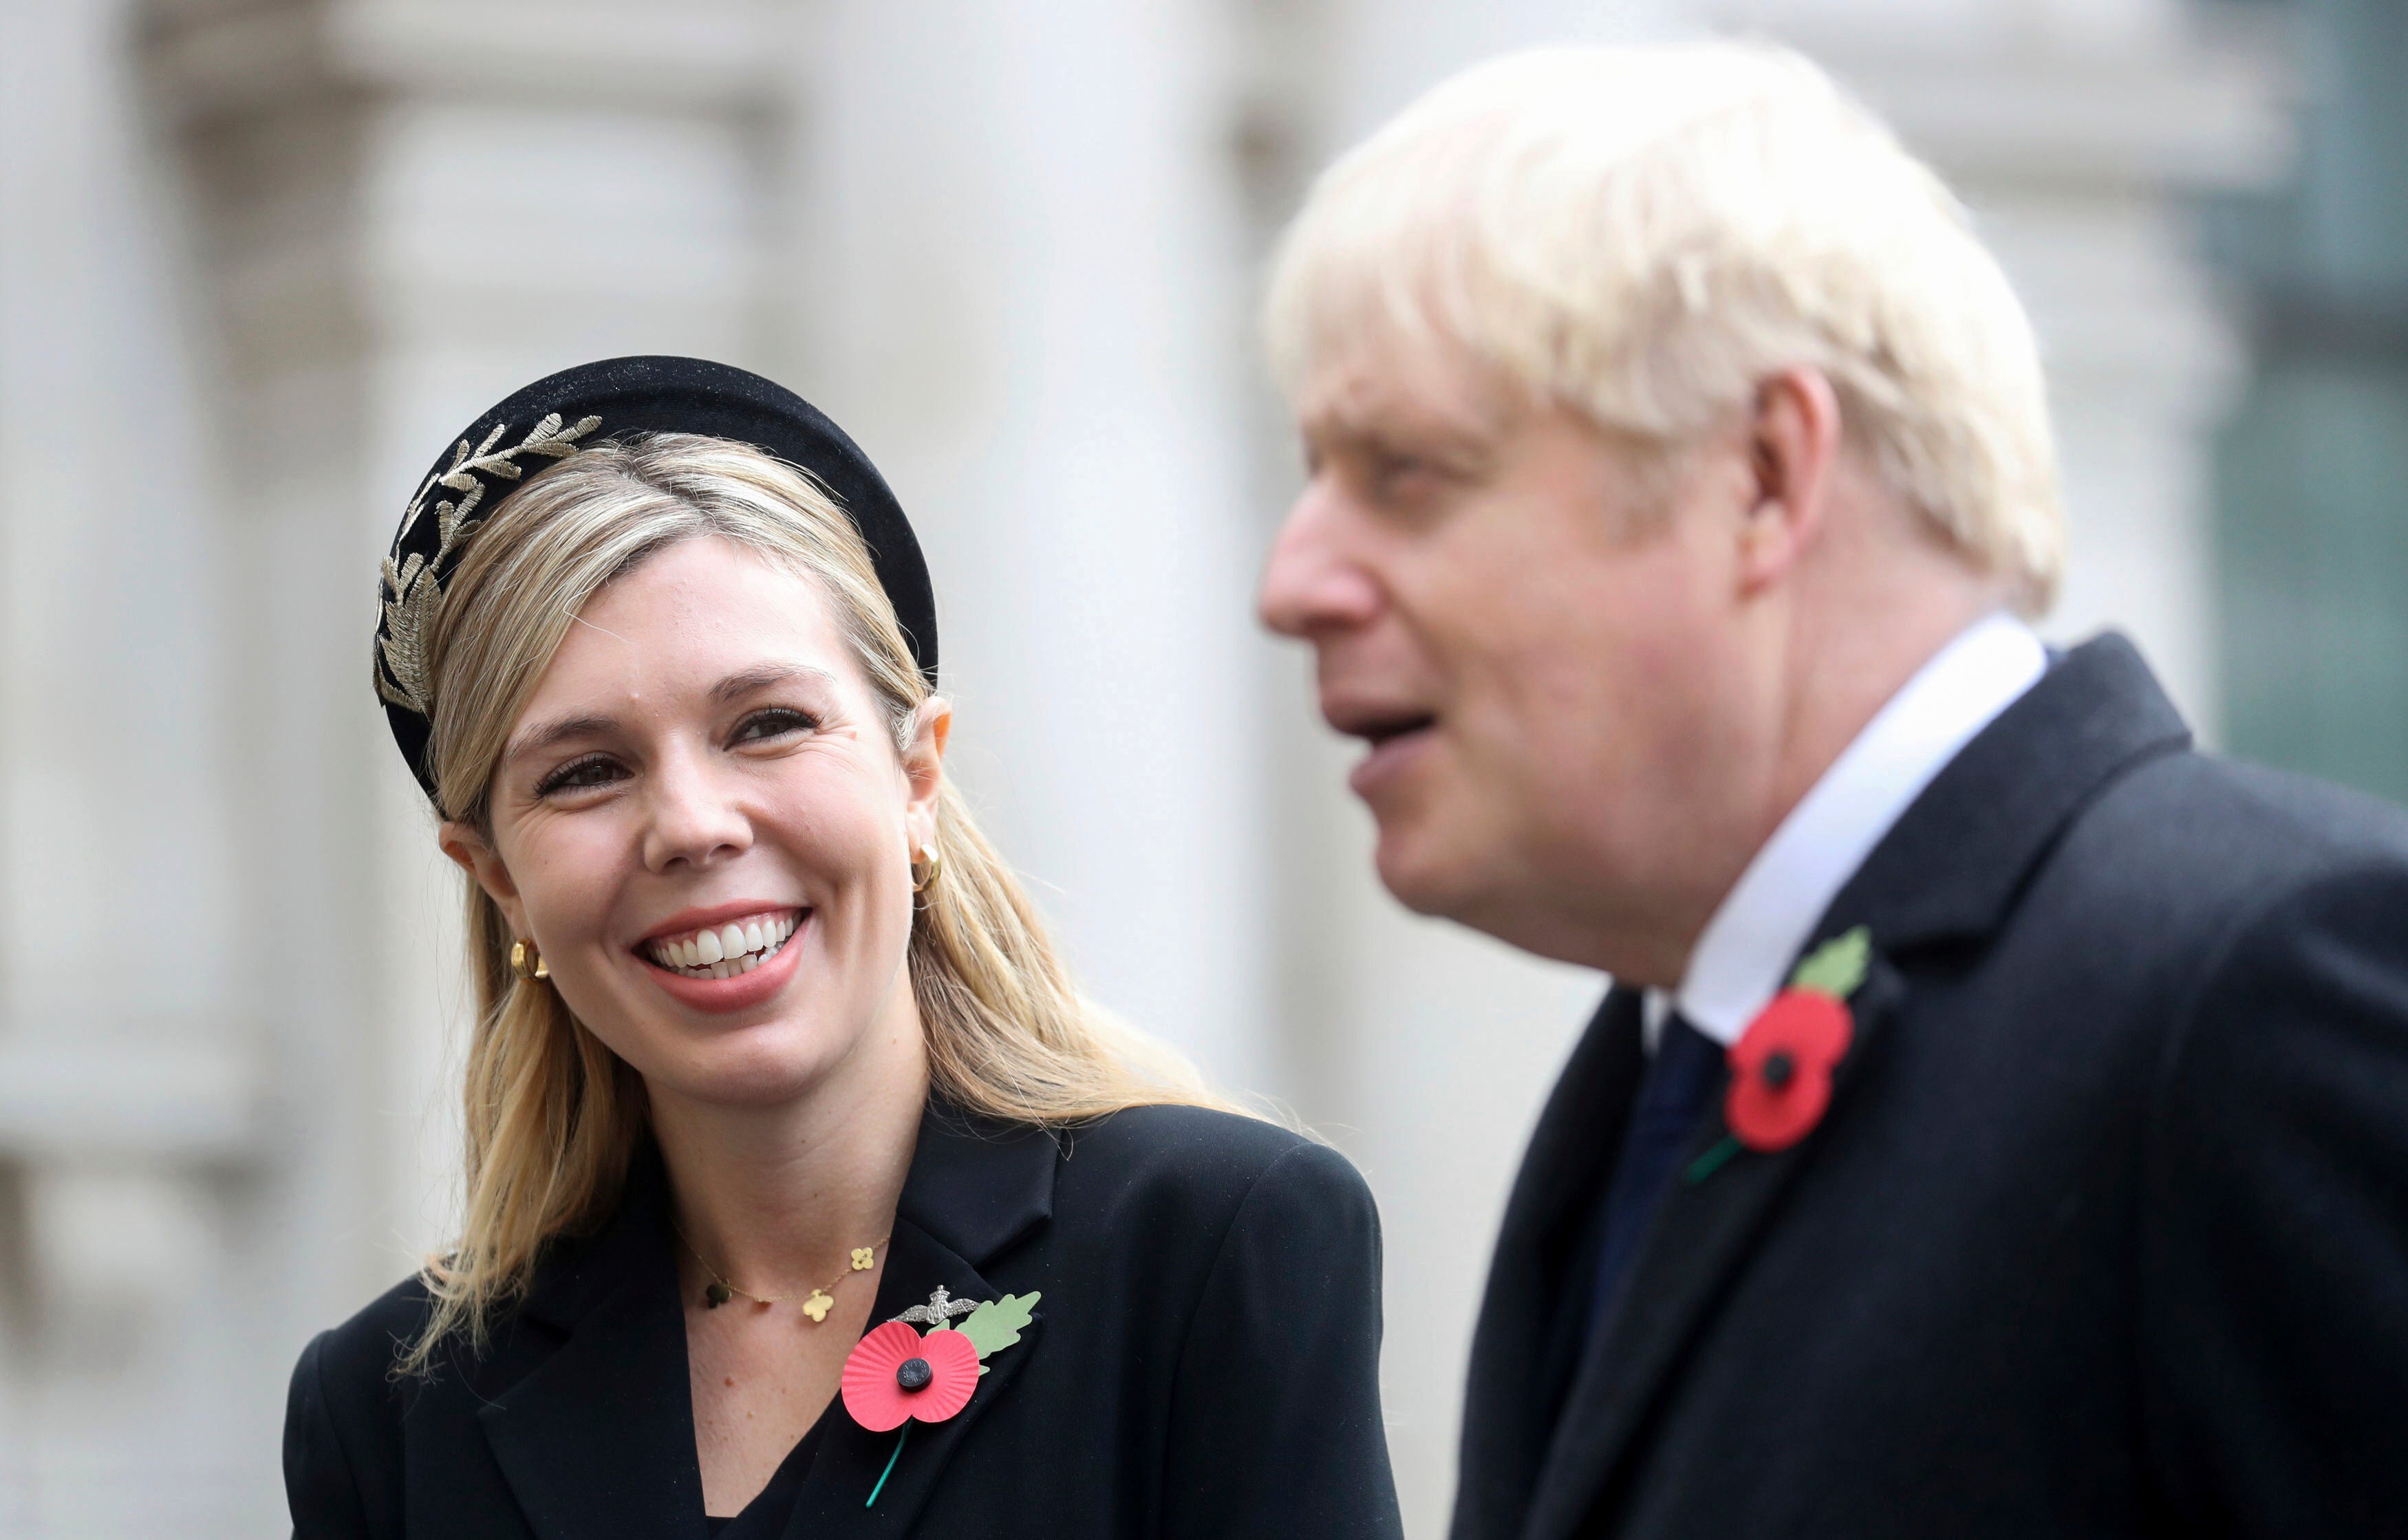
[
  {"xmin": 535, "ymin": 755, "xmax": 625, "ymax": 796},
  {"xmin": 733, "ymin": 708, "xmax": 819, "ymax": 744}
]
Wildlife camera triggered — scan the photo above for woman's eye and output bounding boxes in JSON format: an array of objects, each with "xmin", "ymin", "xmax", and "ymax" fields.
[
  {"xmin": 733, "ymin": 708, "xmax": 819, "ymax": 744},
  {"xmin": 534, "ymin": 756, "xmax": 625, "ymax": 797}
]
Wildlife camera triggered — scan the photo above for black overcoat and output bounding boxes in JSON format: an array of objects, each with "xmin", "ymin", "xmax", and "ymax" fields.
[
  {"xmin": 1454, "ymin": 635, "xmax": 2408, "ymax": 1539},
  {"xmin": 285, "ymin": 1101, "xmax": 1404, "ymax": 1538}
]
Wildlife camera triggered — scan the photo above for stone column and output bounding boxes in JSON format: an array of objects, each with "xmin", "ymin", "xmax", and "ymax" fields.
[
  {"xmin": 0, "ymin": 0, "xmax": 261, "ymax": 1530},
  {"xmin": 0, "ymin": 1, "xmax": 806, "ymax": 1529},
  {"xmin": 794, "ymin": 0, "xmax": 1278, "ymax": 1090}
]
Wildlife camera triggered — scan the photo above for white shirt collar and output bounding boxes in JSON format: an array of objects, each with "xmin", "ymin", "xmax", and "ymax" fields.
[{"xmin": 1644, "ymin": 612, "xmax": 2047, "ymax": 1052}]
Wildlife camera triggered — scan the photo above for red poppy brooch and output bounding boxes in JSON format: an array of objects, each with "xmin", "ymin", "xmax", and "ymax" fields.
[
  {"xmin": 1688, "ymin": 926, "xmax": 1870, "ymax": 1182},
  {"xmin": 842, "ymin": 1286, "xmax": 1040, "ymax": 1507}
]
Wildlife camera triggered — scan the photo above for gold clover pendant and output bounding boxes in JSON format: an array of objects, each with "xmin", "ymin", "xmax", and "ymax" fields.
[
  {"xmin": 851, "ymin": 1248, "xmax": 877, "ymax": 1271},
  {"xmin": 802, "ymin": 1290, "xmax": 835, "ymax": 1323}
]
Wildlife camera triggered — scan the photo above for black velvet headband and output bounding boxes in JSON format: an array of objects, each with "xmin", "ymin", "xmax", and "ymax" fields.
[{"xmin": 372, "ymin": 355, "xmax": 938, "ymax": 803}]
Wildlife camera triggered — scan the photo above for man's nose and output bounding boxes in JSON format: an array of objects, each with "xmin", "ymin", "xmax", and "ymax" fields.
[{"xmin": 1258, "ymin": 484, "xmax": 1382, "ymax": 640}]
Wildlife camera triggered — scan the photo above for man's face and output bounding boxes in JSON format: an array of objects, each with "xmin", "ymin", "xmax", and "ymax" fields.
[{"xmin": 1259, "ymin": 351, "xmax": 1761, "ymax": 970}]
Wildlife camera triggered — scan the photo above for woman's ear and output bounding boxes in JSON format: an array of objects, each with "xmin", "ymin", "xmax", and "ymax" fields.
[
  {"xmin": 440, "ymin": 821, "xmax": 528, "ymax": 937},
  {"xmin": 901, "ymin": 697, "xmax": 952, "ymax": 849}
]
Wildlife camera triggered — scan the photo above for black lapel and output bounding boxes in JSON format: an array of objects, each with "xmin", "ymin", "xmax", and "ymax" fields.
[
  {"xmin": 480, "ymin": 1149, "xmax": 709, "ymax": 1540},
  {"xmin": 782, "ymin": 1101, "xmax": 1058, "ymax": 1535},
  {"xmin": 1518, "ymin": 632, "xmax": 2193, "ymax": 1540},
  {"xmin": 1521, "ymin": 957, "xmax": 1906, "ymax": 1540},
  {"xmin": 1824, "ymin": 632, "xmax": 2190, "ymax": 951},
  {"xmin": 1452, "ymin": 989, "xmax": 1644, "ymax": 1540}
]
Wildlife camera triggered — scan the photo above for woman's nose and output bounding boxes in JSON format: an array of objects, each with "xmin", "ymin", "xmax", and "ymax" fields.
[{"xmin": 641, "ymin": 748, "xmax": 753, "ymax": 871}]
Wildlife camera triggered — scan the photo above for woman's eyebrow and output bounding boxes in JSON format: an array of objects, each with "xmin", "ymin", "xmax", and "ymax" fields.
[
  {"xmin": 502, "ymin": 666, "xmax": 839, "ymax": 763},
  {"xmin": 709, "ymin": 662, "xmax": 839, "ymax": 704},
  {"xmin": 504, "ymin": 713, "xmax": 616, "ymax": 765}
]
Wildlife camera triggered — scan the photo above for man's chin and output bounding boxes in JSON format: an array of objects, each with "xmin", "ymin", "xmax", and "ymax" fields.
[
  {"xmin": 1372, "ymin": 829, "xmax": 1485, "ymax": 922},
  {"xmin": 1373, "ymin": 830, "xmax": 1604, "ymax": 964}
]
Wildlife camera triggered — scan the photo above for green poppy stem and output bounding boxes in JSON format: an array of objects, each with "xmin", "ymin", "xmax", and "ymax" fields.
[
  {"xmin": 866, "ymin": 1424, "xmax": 910, "ymax": 1508},
  {"xmin": 1684, "ymin": 1134, "xmax": 1742, "ymax": 1186}
]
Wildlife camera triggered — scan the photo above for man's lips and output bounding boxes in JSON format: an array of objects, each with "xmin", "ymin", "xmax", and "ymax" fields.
[
  {"xmin": 1324, "ymin": 704, "xmax": 1439, "ymax": 799},
  {"xmin": 1321, "ymin": 700, "xmax": 1439, "ymax": 747}
]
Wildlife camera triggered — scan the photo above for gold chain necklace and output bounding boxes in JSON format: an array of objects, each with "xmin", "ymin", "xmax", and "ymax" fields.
[{"xmin": 671, "ymin": 1222, "xmax": 889, "ymax": 1323}]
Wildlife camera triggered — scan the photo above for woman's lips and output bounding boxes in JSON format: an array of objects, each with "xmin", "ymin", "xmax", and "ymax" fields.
[
  {"xmin": 642, "ymin": 912, "xmax": 810, "ymax": 1013},
  {"xmin": 643, "ymin": 908, "xmax": 804, "ymax": 977}
]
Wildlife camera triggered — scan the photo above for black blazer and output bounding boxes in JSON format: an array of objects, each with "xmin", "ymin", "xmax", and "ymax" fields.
[
  {"xmin": 1455, "ymin": 635, "xmax": 2408, "ymax": 1539},
  {"xmin": 286, "ymin": 1101, "xmax": 1404, "ymax": 1538}
]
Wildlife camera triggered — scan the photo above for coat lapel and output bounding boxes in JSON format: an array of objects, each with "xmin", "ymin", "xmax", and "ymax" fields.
[
  {"xmin": 480, "ymin": 1151, "xmax": 709, "ymax": 1540},
  {"xmin": 782, "ymin": 1102, "xmax": 1058, "ymax": 1535},
  {"xmin": 477, "ymin": 1102, "xmax": 1059, "ymax": 1540},
  {"xmin": 1452, "ymin": 989, "xmax": 1644, "ymax": 1540},
  {"xmin": 1521, "ymin": 957, "xmax": 1907, "ymax": 1540},
  {"xmin": 1515, "ymin": 633, "xmax": 2194, "ymax": 1540}
]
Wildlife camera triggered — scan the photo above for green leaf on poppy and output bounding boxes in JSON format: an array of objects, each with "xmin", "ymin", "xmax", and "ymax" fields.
[
  {"xmin": 952, "ymin": 1291, "xmax": 1040, "ymax": 1360},
  {"xmin": 1788, "ymin": 926, "xmax": 1871, "ymax": 999}
]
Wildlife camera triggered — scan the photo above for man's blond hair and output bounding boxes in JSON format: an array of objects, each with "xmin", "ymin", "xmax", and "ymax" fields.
[{"xmin": 1265, "ymin": 41, "xmax": 2063, "ymax": 613}]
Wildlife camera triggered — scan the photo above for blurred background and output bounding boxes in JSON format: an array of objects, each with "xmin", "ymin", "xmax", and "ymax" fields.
[{"xmin": 0, "ymin": 0, "xmax": 2395, "ymax": 1534}]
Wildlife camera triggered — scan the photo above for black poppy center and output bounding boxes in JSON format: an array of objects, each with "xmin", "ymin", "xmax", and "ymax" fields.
[
  {"xmin": 896, "ymin": 1356, "xmax": 934, "ymax": 1391},
  {"xmin": 1762, "ymin": 1050, "xmax": 1796, "ymax": 1089}
]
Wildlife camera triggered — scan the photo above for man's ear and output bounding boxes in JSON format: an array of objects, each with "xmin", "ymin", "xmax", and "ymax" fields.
[
  {"xmin": 901, "ymin": 697, "xmax": 953, "ymax": 852},
  {"xmin": 1735, "ymin": 366, "xmax": 1844, "ymax": 592},
  {"xmin": 440, "ymin": 821, "xmax": 528, "ymax": 937}
]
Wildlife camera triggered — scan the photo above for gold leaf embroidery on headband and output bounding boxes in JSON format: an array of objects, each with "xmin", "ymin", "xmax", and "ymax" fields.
[{"xmin": 376, "ymin": 413, "xmax": 603, "ymax": 717}]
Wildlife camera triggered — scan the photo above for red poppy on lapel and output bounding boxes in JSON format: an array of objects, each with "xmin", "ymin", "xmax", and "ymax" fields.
[
  {"xmin": 842, "ymin": 1320, "xmax": 980, "ymax": 1432},
  {"xmin": 1723, "ymin": 926, "xmax": 1869, "ymax": 1152}
]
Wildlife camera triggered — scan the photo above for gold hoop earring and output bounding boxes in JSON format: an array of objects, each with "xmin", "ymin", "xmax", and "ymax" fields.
[
  {"xmin": 510, "ymin": 940, "xmax": 550, "ymax": 981},
  {"xmin": 910, "ymin": 845, "xmax": 943, "ymax": 894}
]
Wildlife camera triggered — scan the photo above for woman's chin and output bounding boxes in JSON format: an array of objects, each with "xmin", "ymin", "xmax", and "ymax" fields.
[{"xmin": 651, "ymin": 1023, "xmax": 857, "ymax": 1110}]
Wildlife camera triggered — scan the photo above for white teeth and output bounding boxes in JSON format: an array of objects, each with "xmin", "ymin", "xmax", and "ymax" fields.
[{"xmin": 648, "ymin": 911, "xmax": 804, "ymax": 977}]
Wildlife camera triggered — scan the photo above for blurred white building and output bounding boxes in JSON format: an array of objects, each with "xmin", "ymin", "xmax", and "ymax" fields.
[{"xmin": 0, "ymin": 1, "xmax": 2283, "ymax": 1534}]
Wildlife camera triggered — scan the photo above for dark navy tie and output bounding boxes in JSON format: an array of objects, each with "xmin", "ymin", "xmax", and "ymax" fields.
[{"xmin": 1586, "ymin": 1008, "xmax": 1724, "ymax": 1336}]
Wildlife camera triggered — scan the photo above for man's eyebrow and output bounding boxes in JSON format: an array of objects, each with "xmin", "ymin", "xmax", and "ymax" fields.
[
  {"xmin": 710, "ymin": 662, "xmax": 840, "ymax": 704},
  {"xmin": 1306, "ymin": 389, "xmax": 1497, "ymax": 449},
  {"xmin": 1307, "ymin": 415, "xmax": 1496, "ymax": 475},
  {"xmin": 504, "ymin": 713, "xmax": 616, "ymax": 765}
]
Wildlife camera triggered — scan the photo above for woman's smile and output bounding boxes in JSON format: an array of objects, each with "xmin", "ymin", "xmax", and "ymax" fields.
[
  {"xmin": 641, "ymin": 904, "xmax": 809, "ymax": 979},
  {"xmin": 637, "ymin": 905, "xmax": 813, "ymax": 1014}
]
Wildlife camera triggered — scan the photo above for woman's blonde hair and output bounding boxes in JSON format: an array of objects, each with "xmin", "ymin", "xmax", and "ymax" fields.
[
  {"xmin": 399, "ymin": 432, "xmax": 1229, "ymax": 1372},
  {"xmin": 1265, "ymin": 41, "xmax": 2063, "ymax": 614}
]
